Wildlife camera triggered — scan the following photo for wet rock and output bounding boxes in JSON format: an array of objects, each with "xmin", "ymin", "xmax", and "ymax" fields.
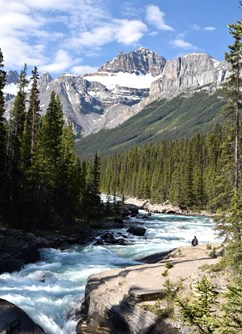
[
  {"xmin": 94, "ymin": 232, "xmax": 129, "ymax": 245},
  {"xmin": 122, "ymin": 204, "xmax": 140, "ymax": 217},
  {"xmin": 0, "ymin": 228, "xmax": 41, "ymax": 274},
  {"xmin": 0, "ymin": 298, "xmax": 45, "ymax": 333},
  {"xmin": 127, "ymin": 226, "xmax": 146, "ymax": 236}
]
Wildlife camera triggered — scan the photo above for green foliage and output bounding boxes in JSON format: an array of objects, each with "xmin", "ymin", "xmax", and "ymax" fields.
[
  {"xmin": 165, "ymin": 261, "xmax": 174, "ymax": 269},
  {"xmin": 161, "ymin": 279, "xmax": 178, "ymax": 318},
  {"xmin": 162, "ymin": 269, "xmax": 169, "ymax": 277},
  {"xmin": 217, "ymin": 241, "xmax": 242, "ymax": 274},
  {"xmin": 177, "ymin": 276, "xmax": 219, "ymax": 333},
  {"xmin": 0, "ymin": 49, "xmax": 7, "ymax": 215},
  {"xmin": 219, "ymin": 281, "xmax": 242, "ymax": 334},
  {"xmin": 99, "ymin": 125, "xmax": 236, "ymax": 211},
  {"xmin": 5, "ymin": 64, "xmax": 28, "ymax": 224},
  {"xmin": 178, "ymin": 275, "xmax": 242, "ymax": 334}
]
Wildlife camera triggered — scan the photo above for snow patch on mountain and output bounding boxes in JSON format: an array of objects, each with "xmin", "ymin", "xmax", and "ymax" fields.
[
  {"xmin": 3, "ymin": 83, "xmax": 18, "ymax": 96},
  {"xmin": 84, "ymin": 71, "xmax": 160, "ymax": 90}
]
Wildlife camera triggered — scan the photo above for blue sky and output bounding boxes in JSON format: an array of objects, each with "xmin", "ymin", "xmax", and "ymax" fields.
[{"xmin": 0, "ymin": 0, "xmax": 240, "ymax": 77}]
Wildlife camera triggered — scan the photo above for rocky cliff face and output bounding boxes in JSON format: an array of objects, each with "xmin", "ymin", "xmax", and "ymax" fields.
[
  {"xmin": 124, "ymin": 53, "xmax": 228, "ymax": 120},
  {"xmin": 98, "ymin": 47, "xmax": 166, "ymax": 76},
  {"xmin": 150, "ymin": 53, "xmax": 227, "ymax": 99},
  {"xmin": 37, "ymin": 73, "xmax": 149, "ymax": 136}
]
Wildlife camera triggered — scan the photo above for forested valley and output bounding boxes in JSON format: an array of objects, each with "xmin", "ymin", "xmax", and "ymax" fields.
[{"xmin": 100, "ymin": 124, "xmax": 236, "ymax": 212}]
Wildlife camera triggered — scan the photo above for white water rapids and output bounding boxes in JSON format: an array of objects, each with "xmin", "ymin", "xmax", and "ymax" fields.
[{"xmin": 0, "ymin": 211, "xmax": 220, "ymax": 333}]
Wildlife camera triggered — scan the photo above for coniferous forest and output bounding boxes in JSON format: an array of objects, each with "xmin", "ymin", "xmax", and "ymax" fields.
[
  {"xmin": 100, "ymin": 125, "xmax": 232, "ymax": 212},
  {"xmin": 0, "ymin": 55, "xmax": 102, "ymax": 231}
]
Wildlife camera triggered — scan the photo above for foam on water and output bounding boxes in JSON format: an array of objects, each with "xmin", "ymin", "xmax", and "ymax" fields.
[{"xmin": 0, "ymin": 212, "xmax": 220, "ymax": 333}]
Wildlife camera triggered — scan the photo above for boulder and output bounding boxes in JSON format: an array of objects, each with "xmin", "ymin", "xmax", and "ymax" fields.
[
  {"xmin": 122, "ymin": 204, "xmax": 140, "ymax": 217},
  {"xmin": 127, "ymin": 226, "xmax": 146, "ymax": 236},
  {"xmin": 94, "ymin": 232, "xmax": 129, "ymax": 245},
  {"xmin": 0, "ymin": 299, "xmax": 45, "ymax": 333},
  {"xmin": 0, "ymin": 228, "xmax": 40, "ymax": 274}
]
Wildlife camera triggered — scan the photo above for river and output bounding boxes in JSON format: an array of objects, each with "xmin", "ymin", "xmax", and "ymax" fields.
[{"xmin": 0, "ymin": 211, "xmax": 220, "ymax": 333}]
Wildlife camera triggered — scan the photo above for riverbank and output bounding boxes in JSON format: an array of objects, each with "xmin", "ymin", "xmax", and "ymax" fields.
[
  {"xmin": 125, "ymin": 197, "xmax": 215, "ymax": 216},
  {"xmin": 77, "ymin": 243, "xmax": 227, "ymax": 334}
]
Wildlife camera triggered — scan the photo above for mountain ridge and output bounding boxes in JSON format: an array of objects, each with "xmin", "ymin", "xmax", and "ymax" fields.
[{"xmin": 4, "ymin": 48, "xmax": 227, "ymax": 138}]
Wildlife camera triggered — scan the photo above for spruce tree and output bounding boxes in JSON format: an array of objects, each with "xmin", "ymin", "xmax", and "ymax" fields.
[
  {"xmin": 224, "ymin": 20, "xmax": 242, "ymax": 193},
  {"xmin": 56, "ymin": 122, "xmax": 81, "ymax": 222},
  {"xmin": 6, "ymin": 64, "xmax": 28, "ymax": 223},
  {"xmin": 220, "ymin": 282, "xmax": 242, "ymax": 334},
  {"xmin": 177, "ymin": 277, "xmax": 219, "ymax": 333},
  {"xmin": 30, "ymin": 91, "xmax": 64, "ymax": 228},
  {"xmin": 21, "ymin": 66, "xmax": 40, "ymax": 169},
  {"xmin": 0, "ymin": 49, "xmax": 7, "ymax": 216},
  {"xmin": 219, "ymin": 20, "xmax": 242, "ymax": 241}
]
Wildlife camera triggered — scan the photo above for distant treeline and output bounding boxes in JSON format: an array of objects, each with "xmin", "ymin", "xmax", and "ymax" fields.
[{"xmin": 100, "ymin": 123, "xmax": 236, "ymax": 212}]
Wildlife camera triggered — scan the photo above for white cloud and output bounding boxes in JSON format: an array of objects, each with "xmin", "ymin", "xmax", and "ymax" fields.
[
  {"xmin": 0, "ymin": 0, "xmax": 149, "ymax": 75},
  {"xmin": 69, "ymin": 19, "xmax": 147, "ymax": 47},
  {"xmin": 204, "ymin": 26, "xmax": 216, "ymax": 31},
  {"xmin": 115, "ymin": 19, "xmax": 147, "ymax": 44},
  {"xmin": 39, "ymin": 50, "xmax": 73, "ymax": 73},
  {"xmin": 145, "ymin": 5, "xmax": 173, "ymax": 31},
  {"xmin": 191, "ymin": 24, "xmax": 216, "ymax": 32},
  {"xmin": 170, "ymin": 38, "xmax": 196, "ymax": 50}
]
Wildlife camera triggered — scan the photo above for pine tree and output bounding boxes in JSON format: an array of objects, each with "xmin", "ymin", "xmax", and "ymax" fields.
[
  {"xmin": 30, "ymin": 91, "xmax": 64, "ymax": 228},
  {"xmin": 219, "ymin": 282, "xmax": 242, "ymax": 334},
  {"xmin": 177, "ymin": 277, "xmax": 219, "ymax": 333},
  {"xmin": 0, "ymin": 49, "xmax": 7, "ymax": 216},
  {"xmin": 224, "ymin": 20, "xmax": 242, "ymax": 193},
  {"xmin": 218, "ymin": 20, "xmax": 242, "ymax": 241},
  {"xmin": 6, "ymin": 64, "xmax": 28, "ymax": 223},
  {"xmin": 21, "ymin": 66, "xmax": 40, "ymax": 169},
  {"xmin": 56, "ymin": 122, "xmax": 81, "ymax": 222},
  {"xmin": 84, "ymin": 153, "xmax": 102, "ymax": 220}
]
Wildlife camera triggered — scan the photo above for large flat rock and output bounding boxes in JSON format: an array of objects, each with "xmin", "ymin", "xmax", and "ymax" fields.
[{"xmin": 77, "ymin": 244, "xmax": 223, "ymax": 334}]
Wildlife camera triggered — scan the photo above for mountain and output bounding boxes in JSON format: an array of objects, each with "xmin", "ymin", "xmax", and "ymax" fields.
[
  {"xmin": 75, "ymin": 90, "xmax": 226, "ymax": 159},
  {"xmin": 4, "ymin": 48, "xmax": 163, "ymax": 136},
  {"xmin": 3, "ymin": 49, "xmax": 228, "ymax": 139}
]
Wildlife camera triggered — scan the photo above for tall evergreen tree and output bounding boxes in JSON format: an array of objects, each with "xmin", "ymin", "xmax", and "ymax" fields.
[
  {"xmin": 21, "ymin": 66, "xmax": 40, "ymax": 169},
  {"xmin": 0, "ymin": 49, "xmax": 7, "ymax": 216},
  {"xmin": 217, "ymin": 20, "xmax": 242, "ymax": 241},
  {"xmin": 6, "ymin": 64, "xmax": 28, "ymax": 223},
  {"xmin": 224, "ymin": 20, "xmax": 242, "ymax": 193},
  {"xmin": 56, "ymin": 122, "xmax": 81, "ymax": 222},
  {"xmin": 31, "ymin": 91, "xmax": 64, "ymax": 228}
]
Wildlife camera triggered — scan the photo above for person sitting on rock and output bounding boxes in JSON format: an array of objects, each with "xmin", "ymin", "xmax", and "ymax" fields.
[{"xmin": 191, "ymin": 236, "xmax": 198, "ymax": 246}]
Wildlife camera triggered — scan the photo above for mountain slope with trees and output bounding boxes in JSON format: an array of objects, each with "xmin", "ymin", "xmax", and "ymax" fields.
[{"xmin": 76, "ymin": 90, "xmax": 226, "ymax": 159}]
